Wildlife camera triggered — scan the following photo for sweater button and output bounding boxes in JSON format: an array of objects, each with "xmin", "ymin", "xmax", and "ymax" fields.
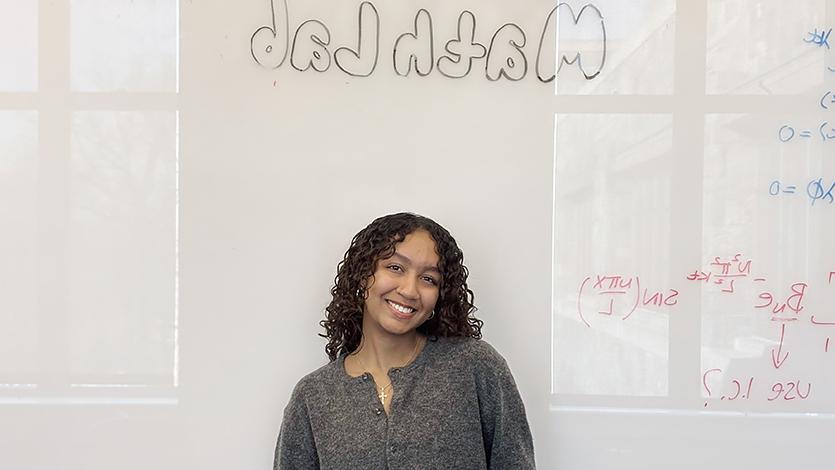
[
  {"xmin": 361, "ymin": 374, "xmax": 368, "ymax": 381},
  {"xmin": 374, "ymin": 408, "xmax": 383, "ymax": 415}
]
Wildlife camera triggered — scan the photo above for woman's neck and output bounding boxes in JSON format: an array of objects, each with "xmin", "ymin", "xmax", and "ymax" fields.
[{"xmin": 351, "ymin": 331, "xmax": 425, "ymax": 374}]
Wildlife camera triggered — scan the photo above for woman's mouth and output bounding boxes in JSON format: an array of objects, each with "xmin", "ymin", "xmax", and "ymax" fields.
[{"xmin": 387, "ymin": 299, "xmax": 416, "ymax": 319}]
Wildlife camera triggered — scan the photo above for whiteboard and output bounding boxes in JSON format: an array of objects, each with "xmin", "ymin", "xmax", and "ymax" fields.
[{"xmin": 0, "ymin": 0, "xmax": 833, "ymax": 469}]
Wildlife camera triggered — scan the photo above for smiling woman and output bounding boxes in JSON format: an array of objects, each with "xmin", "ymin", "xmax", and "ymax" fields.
[{"xmin": 273, "ymin": 212, "xmax": 536, "ymax": 469}]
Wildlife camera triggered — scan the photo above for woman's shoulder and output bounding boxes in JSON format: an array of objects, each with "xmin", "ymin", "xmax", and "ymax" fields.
[
  {"xmin": 288, "ymin": 358, "xmax": 343, "ymax": 398},
  {"xmin": 433, "ymin": 335, "xmax": 508, "ymax": 367},
  {"xmin": 435, "ymin": 337, "xmax": 521, "ymax": 396}
]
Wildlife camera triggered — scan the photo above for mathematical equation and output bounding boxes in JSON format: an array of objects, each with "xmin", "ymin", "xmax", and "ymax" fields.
[
  {"xmin": 575, "ymin": 253, "xmax": 835, "ymax": 406},
  {"xmin": 777, "ymin": 123, "xmax": 835, "ymax": 142},
  {"xmin": 576, "ymin": 256, "xmax": 833, "ymax": 329},
  {"xmin": 768, "ymin": 178, "xmax": 835, "ymax": 205},
  {"xmin": 576, "ymin": 274, "xmax": 678, "ymax": 327},
  {"xmin": 775, "ymin": 27, "xmax": 835, "ymax": 140},
  {"xmin": 687, "ymin": 254, "xmax": 833, "ymax": 407},
  {"xmin": 685, "ymin": 254, "xmax": 834, "ymax": 327},
  {"xmin": 766, "ymin": 27, "xmax": 835, "ymax": 210}
]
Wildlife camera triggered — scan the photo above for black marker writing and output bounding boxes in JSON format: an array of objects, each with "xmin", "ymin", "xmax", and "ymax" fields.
[
  {"xmin": 437, "ymin": 11, "xmax": 486, "ymax": 79},
  {"xmin": 393, "ymin": 9, "xmax": 434, "ymax": 77},
  {"xmin": 251, "ymin": 0, "xmax": 290, "ymax": 69},
  {"xmin": 291, "ymin": 20, "xmax": 331, "ymax": 72},
  {"xmin": 252, "ymin": 1, "xmax": 607, "ymax": 83},
  {"xmin": 334, "ymin": 2, "xmax": 380, "ymax": 77}
]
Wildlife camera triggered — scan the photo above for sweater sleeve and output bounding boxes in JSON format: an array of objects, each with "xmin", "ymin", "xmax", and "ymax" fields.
[
  {"xmin": 475, "ymin": 344, "xmax": 536, "ymax": 469},
  {"xmin": 274, "ymin": 380, "xmax": 320, "ymax": 470}
]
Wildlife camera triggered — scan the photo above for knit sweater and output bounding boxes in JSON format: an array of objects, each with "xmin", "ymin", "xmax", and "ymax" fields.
[{"xmin": 274, "ymin": 335, "xmax": 536, "ymax": 469}]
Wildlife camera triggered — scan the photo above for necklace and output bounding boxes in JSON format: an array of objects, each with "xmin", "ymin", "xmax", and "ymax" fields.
[{"xmin": 355, "ymin": 335, "xmax": 423, "ymax": 405}]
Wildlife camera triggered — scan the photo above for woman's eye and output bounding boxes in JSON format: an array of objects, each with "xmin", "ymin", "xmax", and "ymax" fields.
[{"xmin": 387, "ymin": 265, "xmax": 437, "ymax": 285}]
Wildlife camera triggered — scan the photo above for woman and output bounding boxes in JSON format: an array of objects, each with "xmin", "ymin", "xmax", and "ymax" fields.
[{"xmin": 274, "ymin": 213, "xmax": 535, "ymax": 469}]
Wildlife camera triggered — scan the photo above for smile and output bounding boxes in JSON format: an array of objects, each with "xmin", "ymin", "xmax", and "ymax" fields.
[{"xmin": 387, "ymin": 300, "xmax": 416, "ymax": 315}]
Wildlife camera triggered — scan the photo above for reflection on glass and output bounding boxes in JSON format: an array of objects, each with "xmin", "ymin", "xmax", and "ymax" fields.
[
  {"xmin": 553, "ymin": 114, "xmax": 673, "ymax": 396},
  {"xmin": 701, "ymin": 114, "xmax": 835, "ymax": 412},
  {"xmin": 706, "ymin": 0, "xmax": 828, "ymax": 94},
  {"xmin": 71, "ymin": 0, "xmax": 177, "ymax": 92},
  {"xmin": 0, "ymin": 0, "xmax": 38, "ymax": 91},
  {"xmin": 69, "ymin": 111, "xmax": 176, "ymax": 387},
  {"xmin": 554, "ymin": 0, "xmax": 675, "ymax": 95},
  {"xmin": 0, "ymin": 111, "xmax": 39, "ymax": 379}
]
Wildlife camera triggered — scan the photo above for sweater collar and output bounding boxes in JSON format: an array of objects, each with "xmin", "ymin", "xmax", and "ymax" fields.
[{"xmin": 336, "ymin": 334, "xmax": 440, "ymax": 383}]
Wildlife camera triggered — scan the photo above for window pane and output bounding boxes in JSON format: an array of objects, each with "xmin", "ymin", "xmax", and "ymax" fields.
[
  {"xmin": 71, "ymin": 0, "xmax": 177, "ymax": 92},
  {"xmin": 0, "ymin": 111, "xmax": 39, "ymax": 378},
  {"xmin": 706, "ymin": 0, "xmax": 828, "ymax": 94},
  {"xmin": 0, "ymin": 0, "xmax": 37, "ymax": 91},
  {"xmin": 554, "ymin": 0, "xmax": 676, "ymax": 95},
  {"xmin": 69, "ymin": 111, "xmax": 177, "ymax": 386},
  {"xmin": 553, "ymin": 114, "xmax": 674, "ymax": 396}
]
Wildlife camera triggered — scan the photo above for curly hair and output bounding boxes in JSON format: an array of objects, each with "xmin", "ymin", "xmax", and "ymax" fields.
[{"xmin": 318, "ymin": 212, "xmax": 482, "ymax": 361}]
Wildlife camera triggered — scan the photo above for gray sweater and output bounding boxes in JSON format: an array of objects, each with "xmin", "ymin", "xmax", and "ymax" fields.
[{"xmin": 274, "ymin": 335, "xmax": 536, "ymax": 469}]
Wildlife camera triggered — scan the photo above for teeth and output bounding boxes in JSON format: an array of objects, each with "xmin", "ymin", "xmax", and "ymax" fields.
[{"xmin": 388, "ymin": 300, "xmax": 415, "ymax": 314}]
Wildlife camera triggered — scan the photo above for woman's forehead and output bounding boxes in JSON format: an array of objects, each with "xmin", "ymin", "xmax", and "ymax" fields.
[
  {"xmin": 396, "ymin": 230, "xmax": 439, "ymax": 255},
  {"xmin": 374, "ymin": 230, "xmax": 441, "ymax": 269}
]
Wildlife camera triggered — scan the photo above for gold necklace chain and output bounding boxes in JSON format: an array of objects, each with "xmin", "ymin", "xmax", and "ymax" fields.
[{"xmin": 355, "ymin": 336, "xmax": 423, "ymax": 404}]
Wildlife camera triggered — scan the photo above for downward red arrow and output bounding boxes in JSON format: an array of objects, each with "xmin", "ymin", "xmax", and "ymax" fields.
[{"xmin": 771, "ymin": 323, "xmax": 789, "ymax": 369}]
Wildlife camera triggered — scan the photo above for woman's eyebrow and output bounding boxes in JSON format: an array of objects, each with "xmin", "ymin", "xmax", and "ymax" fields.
[{"xmin": 391, "ymin": 252, "xmax": 441, "ymax": 274}]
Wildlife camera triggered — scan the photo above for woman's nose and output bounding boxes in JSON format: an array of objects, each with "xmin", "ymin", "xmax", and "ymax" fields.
[{"xmin": 397, "ymin": 276, "xmax": 419, "ymax": 298}]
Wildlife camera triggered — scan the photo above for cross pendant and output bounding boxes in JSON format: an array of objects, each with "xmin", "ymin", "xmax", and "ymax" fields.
[{"xmin": 378, "ymin": 389, "xmax": 388, "ymax": 403}]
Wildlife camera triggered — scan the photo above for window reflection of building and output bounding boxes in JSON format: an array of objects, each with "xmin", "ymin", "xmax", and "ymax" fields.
[
  {"xmin": 707, "ymin": 0, "xmax": 826, "ymax": 94},
  {"xmin": 0, "ymin": 0, "xmax": 179, "ymax": 403}
]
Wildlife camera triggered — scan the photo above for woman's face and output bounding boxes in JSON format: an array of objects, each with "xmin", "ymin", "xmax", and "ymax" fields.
[{"xmin": 362, "ymin": 229, "xmax": 441, "ymax": 337}]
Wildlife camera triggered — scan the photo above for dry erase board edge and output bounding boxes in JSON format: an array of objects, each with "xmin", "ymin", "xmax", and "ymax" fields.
[
  {"xmin": 549, "ymin": 405, "xmax": 835, "ymax": 419},
  {"xmin": 0, "ymin": 397, "xmax": 178, "ymax": 406}
]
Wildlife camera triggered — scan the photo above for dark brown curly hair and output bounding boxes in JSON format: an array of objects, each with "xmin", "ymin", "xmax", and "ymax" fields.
[{"xmin": 318, "ymin": 212, "xmax": 482, "ymax": 361}]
